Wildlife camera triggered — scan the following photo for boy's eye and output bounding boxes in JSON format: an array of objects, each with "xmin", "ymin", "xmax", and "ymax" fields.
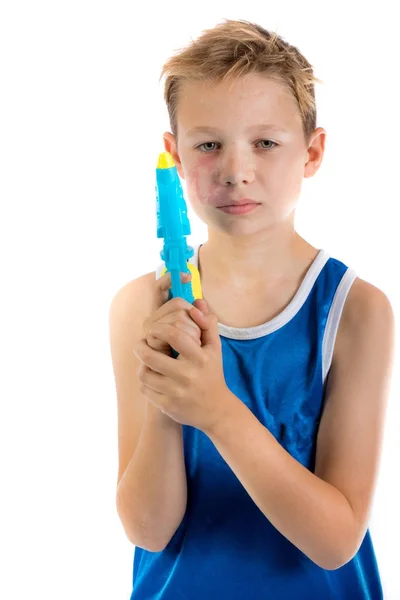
[
  {"xmin": 196, "ymin": 140, "xmax": 277, "ymax": 152},
  {"xmin": 257, "ymin": 140, "xmax": 277, "ymax": 150},
  {"xmin": 197, "ymin": 142, "xmax": 219, "ymax": 152}
]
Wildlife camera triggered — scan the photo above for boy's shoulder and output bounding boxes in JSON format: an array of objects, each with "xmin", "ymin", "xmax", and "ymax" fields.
[
  {"xmin": 335, "ymin": 275, "xmax": 394, "ymax": 362},
  {"xmin": 343, "ymin": 277, "xmax": 393, "ymax": 326},
  {"xmin": 109, "ymin": 271, "xmax": 157, "ymax": 321}
]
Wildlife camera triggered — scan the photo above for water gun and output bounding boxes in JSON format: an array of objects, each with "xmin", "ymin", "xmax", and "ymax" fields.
[
  {"xmin": 156, "ymin": 151, "xmax": 202, "ymax": 303},
  {"xmin": 156, "ymin": 151, "xmax": 203, "ymax": 357}
]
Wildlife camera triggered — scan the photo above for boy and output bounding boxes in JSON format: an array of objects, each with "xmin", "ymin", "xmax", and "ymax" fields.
[{"xmin": 110, "ymin": 19, "xmax": 395, "ymax": 599}]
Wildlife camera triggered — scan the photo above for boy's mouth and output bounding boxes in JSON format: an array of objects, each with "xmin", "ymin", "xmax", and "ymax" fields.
[
  {"xmin": 217, "ymin": 202, "xmax": 260, "ymax": 215},
  {"xmin": 217, "ymin": 198, "xmax": 260, "ymax": 207}
]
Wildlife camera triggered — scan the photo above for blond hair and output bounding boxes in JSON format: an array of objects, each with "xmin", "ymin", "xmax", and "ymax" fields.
[{"xmin": 160, "ymin": 19, "xmax": 322, "ymax": 144}]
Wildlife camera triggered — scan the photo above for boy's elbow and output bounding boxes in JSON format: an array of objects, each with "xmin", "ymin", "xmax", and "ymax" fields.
[
  {"xmin": 129, "ymin": 524, "xmax": 181, "ymax": 553},
  {"xmin": 116, "ymin": 497, "xmax": 166, "ymax": 553},
  {"xmin": 121, "ymin": 519, "xmax": 167, "ymax": 553},
  {"xmin": 320, "ymin": 554, "xmax": 351, "ymax": 571},
  {"xmin": 315, "ymin": 539, "xmax": 358, "ymax": 571},
  {"xmin": 315, "ymin": 509, "xmax": 362, "ymax": 570},
  {"xmin": 321, "ymin": 553, "xmax": 354, "ymax": 571},
  {"xmin": 130, "ymin": 535, "xmax": 166, "ymax": 553},
  {"xmin": 127, "ymin": 528, "xmax": 173, "ymax": 552}
]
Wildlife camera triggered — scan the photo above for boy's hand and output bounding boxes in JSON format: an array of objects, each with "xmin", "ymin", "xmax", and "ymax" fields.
[
  {"xmin": 143, "ymin": 271, "xmax": 202, "ymax": 355},
  {"xmin": 134, "ymin": 297, "xmax": 233, "ymax": 433}
]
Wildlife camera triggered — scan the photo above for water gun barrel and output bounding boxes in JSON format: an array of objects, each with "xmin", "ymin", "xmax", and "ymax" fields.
[{"xmin": 156, "ymin": 151, "xmax": 202, "ymax": 303}]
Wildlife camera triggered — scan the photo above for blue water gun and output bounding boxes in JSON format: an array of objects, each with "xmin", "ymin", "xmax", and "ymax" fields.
[
  {"xmin": 156, "ymin": 151, "xmax": 203, "ymax": 358},
  {"xmin": 156, "ymin": 151, "xmax": 202, "ymax": 303}
]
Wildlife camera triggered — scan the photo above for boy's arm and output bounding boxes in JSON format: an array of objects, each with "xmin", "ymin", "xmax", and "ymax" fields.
[
  {"xmin": 110, "ymin": 275, "xmax": 188, "ymax": 552},
  {"xmin": 202, "ymin": 278, "xmax": 395, "ymax": 570}
]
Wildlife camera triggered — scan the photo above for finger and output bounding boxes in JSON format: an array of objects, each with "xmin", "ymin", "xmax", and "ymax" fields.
[
  {"xmin": 144, "ymin": 303, "xmax": 201, "ymax": 343},
  {"xmin": 135, "ymin": 337, "xmax": 195, "ymax": 382},
  {"xmin": 147, "ymin": 333, "xmax": 201, "ymax": 352},
  {"xmin": 147, "ymin": 325, "xmax": 201, "ymax": 354},
  {"xmin": 139, "ymin": 373, "xmax": 169, "ymax": 412},
  {"xmin": 140, "ymin": 382, "xmax": 177, "ymax": 420},
  {"xmin": 148, "ymin": 295, "xmax": 195, "ymax": 330},
  {"xmin": 193, "ymin": 298, "xmax": 209, "ymax": 314},
  {"xmin": 146, "ymin": 334, "xmax": 174, "ymax": 355},
  {"xmin": 149, "ymin": 323, "xmax": 204, "ymax": 365},
  {"xmin": 139, "ymin": 364, "xmax": 176, "ymax": 396},
  {"xmin": 173, "ymin": 318, "xmax": 202, "ymax": 339},
  {"xmin": 189, "ymin": 305, "xmax": 207, "ymax": 327},
  {"xmin": 148, "ymin": 304, "xmax": 201, "ymax": 336},
  {"xmin": 152, "ymin": 271, "xmax": 192, "ymax": 311}
]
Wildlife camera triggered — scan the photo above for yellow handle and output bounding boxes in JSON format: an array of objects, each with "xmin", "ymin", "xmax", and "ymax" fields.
[{"xmin": 160, "ymin": 263, "xmax": 203, "ymax": 300}]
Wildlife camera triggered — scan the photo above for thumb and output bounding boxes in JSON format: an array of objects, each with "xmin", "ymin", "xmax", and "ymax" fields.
[
  {"xmin": 152, "ymin": 271, "xmax": 191, "ymax": 311},
  {"xmin": 193, "ymin": 298, "xmax": 209, "ymax": 315},
  {"xmin": 190, "ymin": 299, "xmax": 220, "ymax": 348}
]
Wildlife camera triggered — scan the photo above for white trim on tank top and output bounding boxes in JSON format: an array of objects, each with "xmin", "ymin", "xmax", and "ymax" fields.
[{"xmin": 155, "ymin": 243, "xmax": 357, "ymax": 385}]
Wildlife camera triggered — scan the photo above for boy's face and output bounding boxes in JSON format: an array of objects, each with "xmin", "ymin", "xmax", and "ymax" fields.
[{"xmin": 164, "ymin": 73, "xmax": 325, "ymax": 236}]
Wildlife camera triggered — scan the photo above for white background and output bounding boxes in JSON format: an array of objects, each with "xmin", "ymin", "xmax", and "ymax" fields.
[{"xmin": 1, "ymin": 1, "xmax": 399, "ymax": 598}]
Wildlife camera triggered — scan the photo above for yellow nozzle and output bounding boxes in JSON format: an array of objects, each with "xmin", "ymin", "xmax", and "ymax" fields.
[{"xmin": 157, "ymin": 151, "xmax": 175, "ymax": 169}]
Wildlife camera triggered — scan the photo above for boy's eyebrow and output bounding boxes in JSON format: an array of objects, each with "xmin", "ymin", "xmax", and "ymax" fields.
[{"xmin": 186, "ymin": 124, "xmax": 289, "ymax": 136}]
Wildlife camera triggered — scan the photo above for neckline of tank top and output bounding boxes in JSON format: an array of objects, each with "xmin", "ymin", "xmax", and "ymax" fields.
[{"xmin": 188, "ymin": 243, "xmax": 330, "ymax": 340}]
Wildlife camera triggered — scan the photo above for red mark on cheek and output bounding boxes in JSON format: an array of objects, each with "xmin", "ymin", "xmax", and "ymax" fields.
[{"xmin": 187, "ymin": 155, "xmax": 219, "ymax": 206}]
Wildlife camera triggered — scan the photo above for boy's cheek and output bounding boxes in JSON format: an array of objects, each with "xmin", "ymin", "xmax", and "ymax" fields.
[{"xmin": 186, "ymin": 156, "xmax": 218, "ymax": 206}]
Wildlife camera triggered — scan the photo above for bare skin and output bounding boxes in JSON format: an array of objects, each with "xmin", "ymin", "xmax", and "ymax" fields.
[
  {"xmin": 156, "ymin": 74, "xmax": 394, "ymax": 560},
  {"xmin": 112, "ymin": 73, "xmax": 395, "ymax": 560},
  {"xmin": 165, "ymin": 75, "xmax": 325, "ymax": 286}
]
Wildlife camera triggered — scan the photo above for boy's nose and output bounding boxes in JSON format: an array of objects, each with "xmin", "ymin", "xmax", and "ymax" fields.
[{"xmin": 218, "ymin": 149, "xmax": 255, "ymax": 185}]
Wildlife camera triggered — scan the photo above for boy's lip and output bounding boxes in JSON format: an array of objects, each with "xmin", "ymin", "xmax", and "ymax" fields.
[{"xmin": 217, "ymin": 198, "xmax": 260, "ymax": 207}]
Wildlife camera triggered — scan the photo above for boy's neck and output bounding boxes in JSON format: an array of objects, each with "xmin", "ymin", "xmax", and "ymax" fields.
[{"xmin": 198, "ymin": 231, "xmax": 319, "ymax": 289}]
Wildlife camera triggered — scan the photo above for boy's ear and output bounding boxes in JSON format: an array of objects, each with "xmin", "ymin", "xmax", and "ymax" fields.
[
  {"xmin": 304, "ymin": 127, "xmax": 326, "ymax": 179},
  {"xmin": 163, "ymin": 132, "xmax": 185, "ymax": 179}
]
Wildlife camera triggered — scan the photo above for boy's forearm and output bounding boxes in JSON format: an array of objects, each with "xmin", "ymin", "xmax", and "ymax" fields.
[
  {"xmin": 204, "ymin": 391, "xmax": 357, "ymax": 570},
  {"xmin": 116, "ymin": 402, "xmax": 187, "ymax": 552}
]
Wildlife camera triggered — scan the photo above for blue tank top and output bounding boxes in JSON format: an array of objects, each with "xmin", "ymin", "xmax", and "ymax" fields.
[{"xmin": 130, "ymin": 244, "xmax": 383, "ymax": 599}]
